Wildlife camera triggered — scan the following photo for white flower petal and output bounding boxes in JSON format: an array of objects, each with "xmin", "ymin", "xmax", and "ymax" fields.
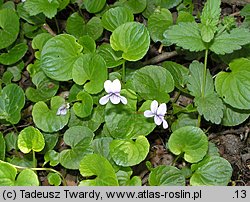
[
  {"xmin": 154, "ymin": 115, "xmax": 163, "ymax": 126},
  {"xmin": 56, "ymin": 105, "xmax": 68, "ymax": 116},
  {"xmin": 104, "ymin": 80, "xmax": 113, "ymax": 93},
  {"xmin": 151, "ymin": 100, "xmax": 158, "ymax": 114},
  {"xmin": 110, "ymin": 94, "xmax": 121, "ymax": 104},
  {"xmin": 144, "ymin": 110, "xmax": 155, "ymax": 117},
  {"xmin": 111, "ymin": 79, "xmax": 121, "ymax": 93},
  {"xmin": 157, "ymin": 103, "xmax": 167, "ymax": 116},
  {"xmin": 120, "ymin": 95, "xmax": 127, "ymax": 104},
  {"xmin": 162, "ymin": 119, "xmax": 168, "ymax": 129},
  {"xmin": 99, "ymin": 94, "xmax": 111, "ymax": 105}
]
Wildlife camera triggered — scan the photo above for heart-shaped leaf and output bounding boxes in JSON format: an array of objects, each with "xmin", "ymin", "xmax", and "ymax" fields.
[
  {"xmin": 0, "ymin": 84, "xmax": 25, "ymax": 124},
  {"xmin": 66, "ymin": 12, "xmax": 103, "ymax": 40},
  {"xmin": 73, "ymin": 91, "xmax": 93, "ymax": 118},
  {"xmin": 190, "ymin": 156, "xmax": 232, "ymax": 185},
  {"xmin": 41, "ymin": 34, "xmax": 82, "ymax": 81},
  {"xmin": 78, "ymin": 35, "xmax": 96, "ymax": 53},
  {"xmin": 59, "ymin": 126, "xmax": 94, "ymax": 169},
  {"xmin": 110, "ymin": 22, "xmax": 150, "ymax": 61},
  {"xmin": 17, "ymin": 126, "xmax": 45, "ymax": 154},
  {"xmin": 47, "ymin": 173, "xmax": 61, "ymax": 186},
  {"xmin": 110, "ymin": 136, "xmax": 149, "ymax": 167},
  {"xmin": 102, "ymin": 7, "xmax": 134, "ymax": 32},
  {"xmin": 15, "ymin": 169, "xmax": 39, "ymax": 186},
  {"xmin": 168, "ymin": 126, "xmax": 208, "ymax": 163},
  {"xmin": 116, "ymin": 167, "xmax": 141, "ymax": 186},
  {"xmin": 215, "ymin": 58, "xmax": 250, "ymax": 110},
  {"xmin": 72, "ymin": 53, "xmax": 107, "ymax": 94},
  {"xmin": 83, "ymin": 0, "xmax": 106, "ymax": 13},
  {"xmin": 148, "ymin": 165, "xmax": 186, "ymax": 186},
  {"xmin": 32, "ymin": 96, "xmax": 70, "ymax": 132},
  {"xmin": 0, "ymin": 133, "xmax": 5, "ymax": 161},
  {"xmin": 133, "ymin": 65, "xmax": 174, "ymax": 103},
  {"xmin": 0, "ymin": 8, "xmax": 19, "ymax": 49},
  {"xmin": 79, "ymin": 154, "xmax": 118, "ymax": 186}
]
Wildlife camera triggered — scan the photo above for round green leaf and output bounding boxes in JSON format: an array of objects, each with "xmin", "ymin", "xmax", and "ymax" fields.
[
  {"xmin": 148, "ymin": 165, "xmax": 185, "ymax": 186},
  {"xmin": 47, "ymin": 172, "xmax": 61, "ymax": 186},
  {"xmin": 133, "ymin": 65, "xmax": 174, "ymax": 103},
  {"xmin": 32, "ymin": 33, "xmax": 53, "ymax": 52},
  {"xmin": 72, "ymin": 53, "xmax": 107, "ymax": 94},
  {"xmin": 190, "ymin": 156, "xmax": 233, "ymax": 185},
  {"xmin": 168, "ymin": 126, "xmax": 208, "ymax": 163},
  {"xmin": 83, "ymin": 0, "xmax": 106, "ymax": 13},
  {"xmin": 73, "ymin": 91, "xmax": 93, "ymax": 118},
  {"xmin": 32, "ymin": 96, "xmax": 70, "ymax": 132},
  {"xmin": 59, "ymin": 126, "xmax": 94, "ymax": 170},
  {"xmin": 110, "ymin": 136, "xmax": 149, "ymax": 167},
  {"xmin": 116, "ymin": 0, "xmax": 147, "ymax": 14},
  {"xmin": 0, "ymin": 84, "xmax": 25, "ymax": 124},
  {"xmin": 0, "ymin": 43, "xmax": 28, "ymax": 65},
  {"xmin": 215, "ymin": 58, "xmax": 250, "ymax": 110},
  {"xmin": 78, "ymin": 35, "xmax": 96, "ymax": 53},
  {"xmin": 116, "ymin": 168, "xmax": 142, "ymax": 186},
  {"xmin": 79, "ymin": 154, "xmax": 118, "ymax": 186},
  {"xmin": 96, "ymin": 44, "xmax": 123, "ymax": 68},
  {"xmin": 41, "ymin": 34, "xmax": 82, "ymax": 81},
  {"xmin": 44, "ymin": 150, "xmax": 59, "ymax": 167},
  {"xmin": 110, "ymin": 22, "xmax": 150, "ymax": 61},
  {"xmin": 18, "ymin": 126, "xmax": 45, "ymax": 153},
  {"xmin": 102, "ymin": 7, "xmax": 134, "ymax": 32},
  {"xmin": 148, "ymin": 8, "xmax": 173, "ymax": 45},
  {"xmin": 0, "ymin": 8, "xmax": 19, "ymax": 49},
  {"xmin": 15, "ymin": 169, "xmax": 39, "ymax": 186},
  {"xmin": 0, "ymin": 161, "xmax": 16, "ymax": 186}
]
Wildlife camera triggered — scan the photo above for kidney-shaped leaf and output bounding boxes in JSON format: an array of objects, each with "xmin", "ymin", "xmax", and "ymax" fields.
[
  {"xmin": 168, "ymin": 126, "xmax": 208, "ymax": 163},
  {"xmin": 133, "ymin": 65, "xmax": 174, "ymax": 103},
  {"xmin": 72, "ymin": 53, "xmax": 107, "ymax": 94},
  {"xmin": 18, "ymin": 126, "xmax": 45, "ymax": 154},
  {"xmin": 148, "ymin": 165, "xmax": 185, "ymax": 186},
  {"xmin": 15, "ymin": 169, "xmax": 39, "ymax": 186},
  {"xmin": 110, "ymin": 22, "xmax": 150, "ymax": 61},
  {"xmin": 110, "ymin": 136, "xmax": 149, "ymax": 167},
  {"xmin": 32, "ymin": 96, "xmax": 70, "ymax": 132},
  {"xmin": 0, "ymin": 84, "xmax": 25, "ymax": 124},
  {"xmin": 59, "ymin": 126, "xmax": 94, "ymax": 170},
  {"xmin": 41, "ymin": 34, "xmax": 82, "ymax": 81},
  {"xmin": 215, "ymin": 58, "xmax": 250, "ymax": 110},
  {"xmin": 79, "ymin": 154, "xmax": 118, "ymax": 186},
  {"xmin": 73, "ymin": 91, "xmax": 93, "ymax": 118},
  {"xmin": 190, "ymin": 156, "xmax": 233, "ymax": 185}
]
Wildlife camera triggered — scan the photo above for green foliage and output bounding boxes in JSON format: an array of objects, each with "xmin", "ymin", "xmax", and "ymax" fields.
[
  {"xmin": 47, "ymin": 173, "xmax": 61, "ymax": 186},
  {"xmin": 73, "ymin": 91, "xmax": 93, "ymax": 118},
  {"xmin": 83, "ymin": 0, "xmax": 106, "ymax": 13},
  {"xmin": 0, "ymin": 133, "xmax": 5, "ymax": 160}
]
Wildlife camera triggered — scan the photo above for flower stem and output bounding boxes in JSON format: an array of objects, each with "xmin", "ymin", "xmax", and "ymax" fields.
[{"xmin": 122, "ymin": 60, "xmax": 126, "ymax": 82}]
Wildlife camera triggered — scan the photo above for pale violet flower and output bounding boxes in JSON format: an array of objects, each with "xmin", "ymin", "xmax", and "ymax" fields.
[
  {"xmin": 56, "ymin": 103, "xmax": 70, "ymax": 116},
  {"xmin": 99, "ymin": 79, "xmax": 127, "ymax": 105},
  {"xmin": 144, "ymin": 100, "xmax": 168, "ymax": 129}
]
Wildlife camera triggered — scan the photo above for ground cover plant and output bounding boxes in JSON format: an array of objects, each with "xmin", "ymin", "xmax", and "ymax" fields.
[{"xmin": 0, "ymin": 0, "xmax": 249, "ymax": 186}]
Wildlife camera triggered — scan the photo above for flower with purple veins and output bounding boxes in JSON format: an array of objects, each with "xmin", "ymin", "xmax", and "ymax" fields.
[
  {"xmin": 144, "ymin": 100, "xmax": 168, "ymax": 129},
  {"xmin": 99, "ymin": 79, "xmax": 127, "ymax": 105}
]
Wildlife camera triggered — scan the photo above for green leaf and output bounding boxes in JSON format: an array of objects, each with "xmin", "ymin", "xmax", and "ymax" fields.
[
  {"xmin": 15, "ymin": 169, "xmax": 39, "ymax": 186},
  {"xmin": 116, "ymin": 168, "xmax": 141, "ymax": 186},
  {"xmin": 32, "ymin": 96, "xmax": 70, "ymax": 132},
  {"xmin": 176, "ymin": 11, "xmax": 195, "ymax": 23},
  {"xmin": 171, "ymin": 113, "xmax": 198, "ymax": 132},
  {"xmin": 110, "ymin": 22, "xmax": 150, "ymax": 61},
  {"xmin": 66, "ymin": 13, "xmax": 103, "ymax": 40},
  {"xmin": 26, "ymin": 71, "xmax": 59, "ymax": 102},
  {"xmin": 133, "ymin": 65, "xmax": 174, "ymax": 103},
  {"xmin": 102, "ymin": 7, "xmax": 134, "ymax": 32},
  {"xmin": 24, "ymin": 0, "xmax": 59, "ymax": 19},
  {"xmin": 0, "ymin": 43, "xmax": 28, "ymax": 65},
  {"xmin": 210, "ymin": 28, "xmax": 250, "ymax": 55},
  {"xmin": 79, "ymin": 154, "xmax": 118, "ymax": 186},
  {"xmin": 190, "ymin": 156, "xmax": 232, "ymax": 185},
  {"xmin": 168, "ymin": 126, "xmax": 208, "ymax": 163},
  {"xmin": 41, "ymin": 34, "xmax": 82, "ymax": 81},
  {"xmin": 110, "ymin": 136, "xmax": 149, "ymax": 167},
  {"xmin": 0, "ymin": 161, "xmax": 16, "ymax": 185},
  {"xmin": 4, "ymin": 132, "xmax": 17, "ymax": 152},
  {"xmin": 148, "ymin": 8, "xmax": 173, "ymax": 45},
  {"xmin": 222, "ymin": 104, "xmax": 250, "ymax": 126},
  {"xmin": 116, "ymin": 0, "xmax": 147, "ymax": 14},
  {"xmin": 105, "ymin": 90, "xmax": 155, "ymax": 139},
  {"xmin": 72, "ymin": 53, "xmax": 107, "ymax": 94},
  {"xmin": 0, "ymin": 84, "xmax": 25, "ymax": 124},
  {"xmin": 47, "ymin": 173, "xmax": 61, "ymax": 186},
  {"xmin": 18, "ymin": 126, "xmax": 45, "ymax": 153},
  {"xmin": 59, "ymin": 126, "xmax": 94, "ymax": 169},
  {"xmin": 148, "ymin": 165, "xmax": 185, "ymax": 186},
  {"xmin": 32, "ymin": 33, "xmax": 53, "ymax": 59},
  {"xmin": 73, "ymin": 91, "xmax": 93, "ymax": 118},
  {"xmin": 83, "ymin": 0, "xmax": 106, "ymax": 13},
  {"xmin": 41, "ymin": 133, "xmax": 58, "ymax": 154},
  {"xmin": 0, "ymin": 8, "xmax": 19, "ymax": 49},
  {"xmin": 164, "ymin": 22, "xmax": 206, "ymax": 52},
  {"xmin": 161, "ymin": 0, "xmax": 182, "ymax": 9},
  {"xmin": 215, "ymin": 58, "xmax": 250, "ymax": 109},
  {"xmin": 96, "ymin": 44, "xmax": 123, "ymax": 68},
  {"xmin": 0, "ymin": 133, "xmax": 5, "ymax": 160},
  {"xmin": 44, "ymin": 150, "xmax": 59, "ymax": 167},
  {"xmin": 92, "ymin": 137, "xmax": 113, "ymax": 159},
  {"xmin": 78, "ymin": 35, "xmax": 96, "ymax": 53}
]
